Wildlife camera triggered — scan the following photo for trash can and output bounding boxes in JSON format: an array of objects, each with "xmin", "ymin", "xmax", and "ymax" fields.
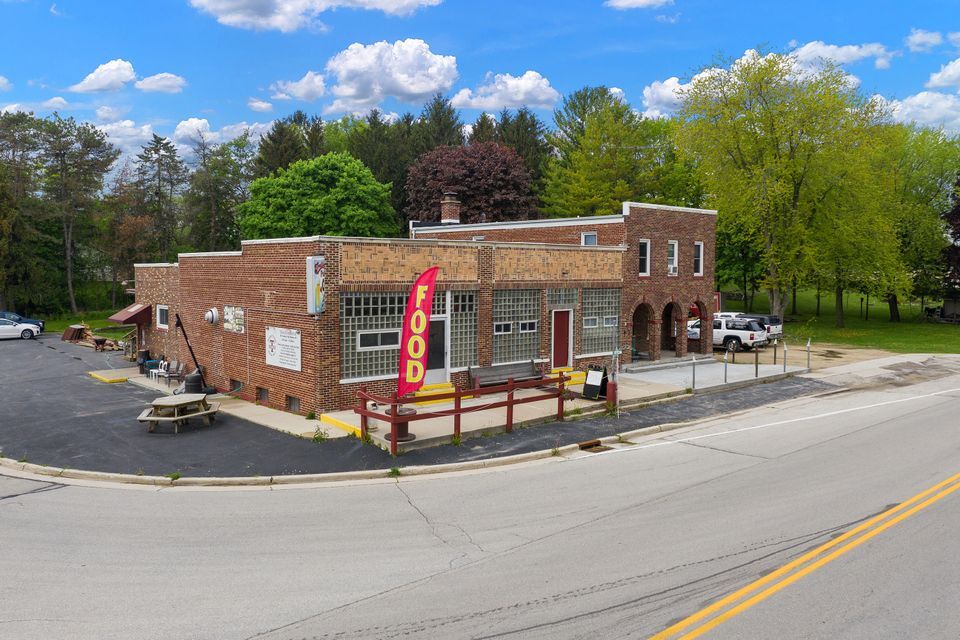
[
  {"xmin": 137, "ymin": 349, "xmax": 150, "ymax": 374},
  {"xmin": 184, "ymin": 372, "xmax": 203, "ymax": 394},
  {"xmin": 385, "ymin": 406, "xmax": 416, "ymax": 442}
]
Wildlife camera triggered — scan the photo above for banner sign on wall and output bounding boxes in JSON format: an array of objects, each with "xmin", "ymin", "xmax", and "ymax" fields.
[
  {"xmin": 265, "ymin": 326, "xmax": 302, "ymax": 371},
  {"xmin": 307, "ymin": 256, "xmax": 327, "ymax": 314},
  {"xmin": 397, "ymin": 266, "xmax": 439, "ymax": 398}
]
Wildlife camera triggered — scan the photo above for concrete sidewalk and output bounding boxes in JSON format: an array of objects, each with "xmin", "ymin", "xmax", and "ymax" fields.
[{"xmin": 320, "ymin": 359, "xmax": 808, "ymax": 453}]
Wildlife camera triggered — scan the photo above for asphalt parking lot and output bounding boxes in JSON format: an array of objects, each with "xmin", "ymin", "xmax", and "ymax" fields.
[{"xmin": 0, "ymin": 334, "xmax": 832, "ymax": 477}]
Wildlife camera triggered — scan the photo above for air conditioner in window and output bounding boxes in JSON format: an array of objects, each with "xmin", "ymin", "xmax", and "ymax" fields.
[{"xmin": 668, "ymin": 265, "xmax": 678, "ymax": 275}]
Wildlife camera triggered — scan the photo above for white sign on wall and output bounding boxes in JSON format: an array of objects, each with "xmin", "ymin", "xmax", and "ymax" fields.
[{"xmin": 265, "ymin": 326, "xmax": 301, "ymax": 371}]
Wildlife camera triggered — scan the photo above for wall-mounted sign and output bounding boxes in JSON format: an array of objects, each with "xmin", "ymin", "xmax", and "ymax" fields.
[
  {"xmin": 224, "ymin": 305, "xmax": 245, "ymax": 333},
  {"xmin": 265, "ymin": 326, "xmax": 301, "ymax": 371},
  {"xmin": 307, "ymin": 256, "xmax": 326, "ymax": 314}
]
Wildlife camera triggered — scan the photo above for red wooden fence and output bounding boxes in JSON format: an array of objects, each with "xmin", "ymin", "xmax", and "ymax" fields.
[{"xmin": 354, "ymin": 373, "xmax": 570, "ymax": 455}]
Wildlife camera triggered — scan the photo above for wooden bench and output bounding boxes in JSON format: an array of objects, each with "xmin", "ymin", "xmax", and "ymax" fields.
[{"xmin": 468, "ymin": 360, "xmax": 543, "ymax": 388}]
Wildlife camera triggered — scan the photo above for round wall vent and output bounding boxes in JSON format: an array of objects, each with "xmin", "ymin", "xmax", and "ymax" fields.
[{"xmin": 204, "ymin": 308, "xmax": 220, "ymax": 324}]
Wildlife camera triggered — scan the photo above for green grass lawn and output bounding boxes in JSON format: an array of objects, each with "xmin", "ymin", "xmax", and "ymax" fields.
[
  {"xmin": 723, "ymin": 289, "xmax": 960, "ymax": 353},
  {"xmin": 44, "ymin": 310, "xmax": 134, "ymax": 339}
]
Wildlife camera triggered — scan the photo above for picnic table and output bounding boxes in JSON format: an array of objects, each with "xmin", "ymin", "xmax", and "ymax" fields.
[{"xmin": 137, "ymin": 393, "xmax": 221, "ymax": 434}]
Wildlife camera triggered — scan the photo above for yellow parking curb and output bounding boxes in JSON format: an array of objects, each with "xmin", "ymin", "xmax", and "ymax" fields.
[
  {"xmin": 88, "ymin": 371, "xmax": 128, "ymax": 384},
  {"xmin": 319, "ymin": 414, "xmax": 361, "ymax": 438}
]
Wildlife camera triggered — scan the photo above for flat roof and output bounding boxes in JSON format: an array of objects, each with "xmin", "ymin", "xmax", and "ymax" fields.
[
  {"xmin": 622, "ymin": 202, "xmax": 718, "ymax": 216},
  {"xmin": 410, "ymin": 214, "xmax": 625, "ymax": 236}
]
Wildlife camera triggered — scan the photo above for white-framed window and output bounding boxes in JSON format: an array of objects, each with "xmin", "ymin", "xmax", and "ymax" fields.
[
  {"xmin": 472, "ymin": 235, "xmax": 485, "ymax": 241},
  {"xmin": 693, "ymin": 241, "xmax": 704, "ymax": 276},
  {"xmin": 156, "ymin": 304, "xmax": 169, "ymax": 329},
  {"xmin": 356, "ymin": 329, "xmax": 401, "ymax": 351},
  {"xmin": 581, "ymin": 231, "xmax": 598, "ymax": 246},
  {"xmin": 494, "ymin": 322, "xmax": 512, "ymax": 335},
  {"xmin": 667, "ymin": 240, "xmax": 678, "ymax": 276},
  {"xmin": 583, "ymin": 317, "xmax": 599, "ymax": 328},
  {"xmin": 638, "ymin": 239, "xmax": 650, "ymax": 276},
  {"xmin": 603, "ymin": 316, "xmax": 618, "ymax": 327},
  {"xmin": 518, "ymin": 320, "xmax": 538, "ymax": 333}
]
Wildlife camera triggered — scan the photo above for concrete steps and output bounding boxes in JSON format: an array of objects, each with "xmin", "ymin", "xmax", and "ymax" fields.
[
  {"xmin": 412, "ymin": 382, "xmax": 456, "ymax": 406},
  {"xmin": 551, "ymin": 366, "xmax": 586, "ymax": 385}
]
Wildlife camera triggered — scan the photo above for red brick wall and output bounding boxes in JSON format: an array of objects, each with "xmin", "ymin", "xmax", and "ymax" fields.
[
  {"xmin": 135, "ymin": 265, "xmax": 180, "ymax": 362},
  {"xmin": 415, "ymin": 221, "xmax": 625, "ymax": 246}
]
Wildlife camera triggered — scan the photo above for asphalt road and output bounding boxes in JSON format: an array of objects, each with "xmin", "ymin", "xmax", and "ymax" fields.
[{"xmin": 2, "ymin": 362, "xmax": 960, "ymax": 639}]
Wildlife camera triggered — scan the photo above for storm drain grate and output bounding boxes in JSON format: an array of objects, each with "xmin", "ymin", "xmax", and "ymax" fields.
[{"xmin": 578, "ymin": 439, "xmax": 612, "ymax": 453}]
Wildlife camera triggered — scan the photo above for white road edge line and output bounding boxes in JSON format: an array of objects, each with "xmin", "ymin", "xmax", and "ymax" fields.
[{"xmin": 578, "ymin": 386, "xmax": 960, "ymax": 461}]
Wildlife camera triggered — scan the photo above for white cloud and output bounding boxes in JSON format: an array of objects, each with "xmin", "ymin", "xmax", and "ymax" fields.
[
  {"xmin": 655, "ymin": 12, "xmax": 680, "ymax": 24},
  {"xmin": 605, "ymin": 0, "xmax": 672, "ymax": 8},
  {"xmin": 0, "ymin": 76, "xmax": 11, "ymax": 92},
  {"xmin": 883, "ymin": 91, "xmax": 960, "ymax": 131},
  {"xmin": 49, "ymin": 2, "xmax": 63, "ymax": 16},
  {"xmin": 926, "ymin": 58, "xmax": 960, "ymax": 90},
  {"xmin": 325, "ymin": 38, "xmax": 457, "ymax": 113},
  {"xmin": 609, "ymin": 86, "xmax": 625, "ymax": 100},
  {"xmin": 173, "ymin": 117, "xmax": 273, "ymax": 147},
  {"xmin": 248, "ymin": 97, "xmax": 273, "ymax": 112},
  {"xmin": 97, "ymin": 119, "xmax": 155, "ymax": 154},
  {"xmin": 95, "ymin": 105, "xmax": 125, "ymax": 121},
  {"xmin": 641, "ymin": 76, "xmax": 688, "ymax": 118},
  {"xmin": 451, "ymin": 70, "xmax": 559, "ymax": 110},
  {"xmin": 69, "ymin": 59, "xmax": 136, "ymax": 92},
  {"xmin": 1, "ymin": 103, "xmax": 24, "ymax": 114},
  {"xmin": 270, "ymin": 70, "xmax": 326, "ymax": 101},
  {"xmin": 189, "ymin": 0, "xmax": 442, "ymax": 32},
  {"xmin": 41, "ymin": 96, "xmax": 69, "ymax": 109},
  {"xmin": 791, "ymin": 40, "xmax": 896, "ymax": 70},
  {"xmin": 135, "ymin": 72, "xmax": 187, "ymax": 93},
  {"xmin": 906, "ymin": 28, "xmax": 942, "ymax": 52},
  {"xmin": 950, "ymin": 32, "xmax": 960, "ymax": 48}
]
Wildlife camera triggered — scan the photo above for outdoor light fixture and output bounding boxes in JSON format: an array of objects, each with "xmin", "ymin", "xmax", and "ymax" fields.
[{"xmin": 204, "ymin": 308, "xmax": 220, "ymax": 324}]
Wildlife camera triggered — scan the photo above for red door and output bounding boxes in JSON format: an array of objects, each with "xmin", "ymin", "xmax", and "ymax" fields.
[{"xmin": 553, "ymin": 310, "xmax": 570, "ymax": 368}]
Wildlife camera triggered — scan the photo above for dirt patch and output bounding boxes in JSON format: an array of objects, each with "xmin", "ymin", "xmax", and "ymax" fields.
[{"xmin": 711, "ymin": 342, "xmax": 896, "ymax": 371}]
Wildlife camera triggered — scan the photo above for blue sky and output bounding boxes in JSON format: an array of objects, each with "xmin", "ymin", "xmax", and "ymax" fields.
[{"xmin": 2, "ymin": 0, "xmax": 960, "ymax": 154}]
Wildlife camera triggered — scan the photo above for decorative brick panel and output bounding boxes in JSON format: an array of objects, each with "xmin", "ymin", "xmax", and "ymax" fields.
[
  {"xmin": 341, "ymin": 242, "xmax": 478, "ymax": 283},
  {"xmin": 493, "ymin": 246, "xmax": 622, "ymax": 282}
]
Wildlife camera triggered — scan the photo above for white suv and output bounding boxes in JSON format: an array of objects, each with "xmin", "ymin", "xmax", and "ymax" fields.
[{"xmin": 712, "ymin": 317, "xmax": 768, "ymax": 352}]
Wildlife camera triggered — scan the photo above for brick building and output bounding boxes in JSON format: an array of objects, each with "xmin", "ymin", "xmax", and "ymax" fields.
[{"xmin": 130, "ymin": 199, "xmax": 715, "ymax": 415}]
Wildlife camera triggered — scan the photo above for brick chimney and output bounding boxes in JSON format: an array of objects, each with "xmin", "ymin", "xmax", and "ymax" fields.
[{"xmin": 440, "ymin": 191, "xmax": 461, "ymax": 224}]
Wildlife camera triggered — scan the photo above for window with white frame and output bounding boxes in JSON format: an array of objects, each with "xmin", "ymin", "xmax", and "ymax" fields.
[
  {"xmin": 581, "ymin": 231, "xmax": 598, "ymax": 246},
  {"xmin": 603, "ymin": 316, "xmax": 618, "ymax": 327},
  {"xmin": 667, "ymin": 240, "xmax": 678, "ymax": 275},
  {"xmin": 494, "ymin": 322, "xmax": 512, "ymax": 335},
  {"xmin": 519, "ymin": 320, "xmax": 538, "ymax": 333},
  {"xmin": 638, "ymin": 239, "xmax": 650, "ymax": 276},
  {"xmin": 581, "ymin": 289, "xmax": 621, "ymax": 354},
  {"xmin": 583, "ymin": 317, "xmax": 599, "ymax": 328},
  {"xmin": 693, "ymin": 241, "xmax": 704, "ymax": 276},
  {"xmin": 356, "ymin": 329, "xmax": 401, "ymax": 351},
  {"xmin": 156, "ymin": 305, "xmax": 169, "ymax": 329}
]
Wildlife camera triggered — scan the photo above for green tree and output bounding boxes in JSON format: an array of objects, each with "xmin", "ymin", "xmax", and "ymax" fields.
[
  {"xmin": 135, "ymin": 134, "xmax": 187, "ymax": 262},
  {"xmin": 40, "ymin": 115, "xmax": 119, "ymax": 312},
  {"xmin": 496, "ymin": 107, "xmax": 551, "ymax": 186},
  {"xmin": 324, "ymin": 115, "xmax": 367, "ymax": 154},
  {"xmin": 468, "ymin": 112, "xmax": 497, "ymax": 145},
  {"xmin": 238, "ymin": 153, "xmax": 399, "ymax": 239},
  {"xmin": 254, "ymin": 120, "xmax": 306, "ymax": 177},
  {"xmin": 417, "ymin": 94, "xmax": 464, "ymax": 149},
  {"xmin": 348, "ymin": 110, "xmax": 417, "ymax": 220},
  {"xmin": 549, "ymin": 86, "xmax": 623, "ymax": 166},
  {"xmin": 675, "ymin": 51, "xmax": 885, "ymax": 320}
]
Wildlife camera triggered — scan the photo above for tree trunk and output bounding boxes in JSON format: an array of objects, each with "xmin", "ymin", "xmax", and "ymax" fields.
[
  {"xmin": 835, "ymin": 286, "xmax": 844, "ymax": 328},
  {"xmin": 815, "ymin": 287, "xmax": 821, "ymax": 317},
  {"xmin": 111, "ymin": 265, "xmax": 118, "ymax": 309},
  {"xmin": 63, "ymin": 218, "xmax": 78, "ymax": 314},
  {"xmin": 865, "ymin": 293, "xmax": 870, "ymax": 321},
  {"xmin": 768, "ymin": 288, "xmax": 784, "ymax": 322},
  {"xmin": 791, "ymin": 276, "xmax": 798, "ymax": 316},
  {"xmin": 887, "ymin": 293, "xmax": 901, "ymax": 322}
]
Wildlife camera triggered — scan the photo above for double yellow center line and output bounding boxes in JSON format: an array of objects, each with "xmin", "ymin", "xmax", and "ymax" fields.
[{"xmin": 651, "ymin": 469, "xmax": 960, "ymax": 639}]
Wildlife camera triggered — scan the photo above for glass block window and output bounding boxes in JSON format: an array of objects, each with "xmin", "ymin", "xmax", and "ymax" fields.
[
  {"xmin": 493, "ymin": 289, "xmax": 540, "ymax": 363},
  {"xmin": 450, "ymin": 291, "xmax": 477, "ymax": 368},
  {"xmin": 547, "ymin": 288, "xmax": 577, "ymax": 307},
  {"xmin": 340, "ymin": 291, "xmax": 405, "ymax": 379},
  {"xmin": 581, "ymin": 288, "xmax": 621, "ymax": 354}
]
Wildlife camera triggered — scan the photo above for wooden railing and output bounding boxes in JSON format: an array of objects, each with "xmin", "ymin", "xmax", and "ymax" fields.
[{"xmin": 354, "ymin": 373, "xmax": 571, "ymax": 455}]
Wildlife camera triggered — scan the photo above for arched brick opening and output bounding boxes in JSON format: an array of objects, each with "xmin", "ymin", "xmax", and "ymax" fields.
[
  {"xmin": 631, "ymin": 303, "xmax": 655, "ymax": 361},
  {"xmin": 661, "ymin": 302, "xmax": 682, "ymax": 357},
  {"xmin": 689, "ymin": 299, "xmax": 710, "ymax": 355}
]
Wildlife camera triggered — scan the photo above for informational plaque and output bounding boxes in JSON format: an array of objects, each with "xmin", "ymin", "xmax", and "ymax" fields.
[
  {"xmin": 582, "ymin": 367, "xmax": 608, "ymax": 401},
  {"xmin": 265, "ymin": 326, "xmax": 301, "ymax": 371}
]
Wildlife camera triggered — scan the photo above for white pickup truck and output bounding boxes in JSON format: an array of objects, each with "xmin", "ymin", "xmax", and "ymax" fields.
[{"xmin": 688, "ymin": 316, "xmax": 768, "ymax": 352}]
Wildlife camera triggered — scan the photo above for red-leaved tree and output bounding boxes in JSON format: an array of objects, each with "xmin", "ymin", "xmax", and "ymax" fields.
[{"xmin": 405, "ymin": 142, "xmax": 538, "ymax": 224}]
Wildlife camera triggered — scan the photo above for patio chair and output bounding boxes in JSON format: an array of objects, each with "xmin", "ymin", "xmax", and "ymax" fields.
[
  {"xmin": 161, "ymin": 361, "xmax": 185, "ymax": 388},
  {"xmin": 150, "ymin": 360, "xmax": 168, "ymax": 384}
]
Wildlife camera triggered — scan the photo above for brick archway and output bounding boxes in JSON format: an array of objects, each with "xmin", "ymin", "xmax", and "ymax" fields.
[
  {"xmin": 661, "ymin": 302, "xmax": 684, "ymax": 357},
  {"xmin": 631, "ymin": 302, "xmax": 655, "ymax": 361},
  {"xmin": 689, "ymin": 299, "xmax": 711, "ymax": 355}
]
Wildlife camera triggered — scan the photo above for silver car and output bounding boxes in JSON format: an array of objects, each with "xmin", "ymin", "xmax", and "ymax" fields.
[{"xmin": 0, "ymin": 318, "xmax": 40, "ymax": 340}]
